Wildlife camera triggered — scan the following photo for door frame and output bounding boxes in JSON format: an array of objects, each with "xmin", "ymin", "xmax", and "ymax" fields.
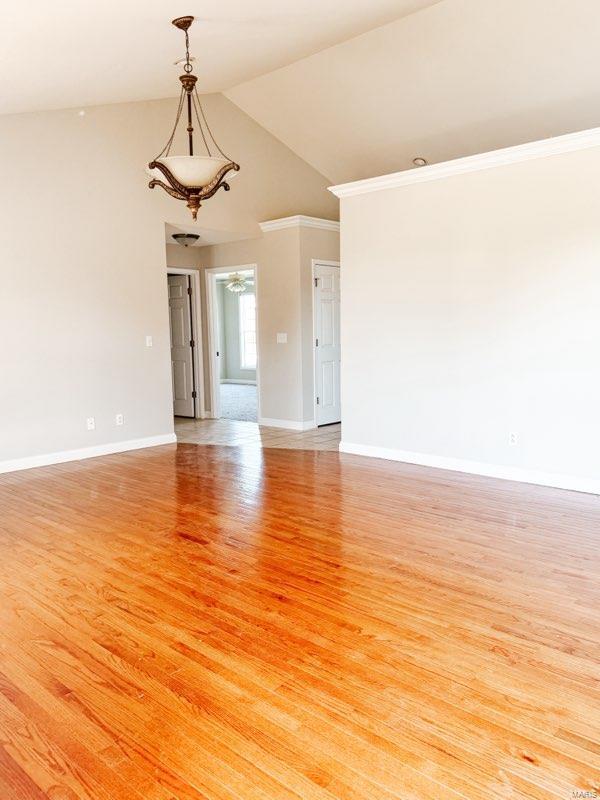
[
  {"xmin": 205, "ymin": 263, "xmax": 260, "ymax": 420},
  {"xmin": 166, "ymin": 267, "xmax": 205, "ymax": 419},
  {"xmin": 312, "ymin": 259, "xmax": 341, "ymax": 427}
]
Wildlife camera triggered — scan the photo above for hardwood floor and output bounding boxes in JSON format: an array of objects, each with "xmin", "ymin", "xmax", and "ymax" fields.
[{"xmin": 0, "ymin": 442, "xmax": 599, "ymax": 799}]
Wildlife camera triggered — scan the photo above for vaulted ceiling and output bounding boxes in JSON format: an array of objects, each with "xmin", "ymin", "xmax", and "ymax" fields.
[
  {"xmin": 0, "ymin": 0, "xmax": 440, "ymax": 114},
  {"xmin": 227, "ymin": 0, "xmax": 600, "ymax": 183},
  {"xmin": 5, "ymin": 0, "xmax": 600, "ymax": 190}
]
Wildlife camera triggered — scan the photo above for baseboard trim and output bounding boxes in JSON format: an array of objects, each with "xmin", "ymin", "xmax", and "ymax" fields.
[
  {"xmin": 220, "ymin": 379, "xmax": 257, "ymax": 385},
  {"xmin": 258, "ymin": 417, "xmax": 316, "ymax": 431},
  {"xmin": 338, "ymin": 441, "xmax": 600, "ymax": 495},
  {"xmin": 0, "ymin": 433, "xmax": 177, "ymax": 475}
]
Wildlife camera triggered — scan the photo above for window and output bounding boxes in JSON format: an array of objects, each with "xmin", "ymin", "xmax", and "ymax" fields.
[{"xmin": 239, "ymin": 292, "xmax": 256, "ymax": 370}]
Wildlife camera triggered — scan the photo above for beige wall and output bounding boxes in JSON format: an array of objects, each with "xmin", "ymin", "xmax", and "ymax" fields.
[
  {"xmin": 339, "ymin": 146, "xmax": 600, "ymax": 492},
  {"xmin": 1, "ymin": 93, "xmax": 336, "ymax": 466},
  {"xmin": 199, "ymin": 231, "xmax": 304, "ymax": 423},
  {"xmin": 182, "ymin": 225, "xmax": 339, "ymax": 426},
  {"xmin": 256, "ymin": 228, "xmax": 305, "ymax": 423}
]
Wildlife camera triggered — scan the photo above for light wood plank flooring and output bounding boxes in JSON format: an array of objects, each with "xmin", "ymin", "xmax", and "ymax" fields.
[
  {"xmin": 0, "ymin": 443, "xmax": 599, "ymax": 799},
  {"xmin": 176, "ymin": 417, "xmax": 342, "ymax": 450}
]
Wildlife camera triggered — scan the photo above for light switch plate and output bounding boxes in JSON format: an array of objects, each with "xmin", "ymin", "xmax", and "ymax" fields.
[
  {"xmin": 276, "ymin": 332, "xmax": 287, "ymax": 344},
  {"xmin": 145, "ymin": 335, "xmax": 153, "ymax": 347}
]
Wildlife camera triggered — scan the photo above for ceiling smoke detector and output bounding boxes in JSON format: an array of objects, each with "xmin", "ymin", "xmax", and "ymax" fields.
[{"xmin": 172, "ymin": 233, "xmax": 200, "ymax": 247}]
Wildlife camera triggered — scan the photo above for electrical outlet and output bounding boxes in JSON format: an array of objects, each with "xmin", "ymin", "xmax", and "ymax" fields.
[
  {"xmin": 276, "ymin": 332, "xmax": 287, "ymax": 344},
  {"xmin": 115, "ymin": 413, "xmax": 124, "ymax": 426},
  {"xmin": 86, "ymin": 417, "xmax": 95, "ymax": 431},
  {"xmin": 508, "ymin": 432, "xmax": 519, "ymax": 446},
  {"xmin": 145, "ymin": 335, "xmax": 153, "ymax": 347}
]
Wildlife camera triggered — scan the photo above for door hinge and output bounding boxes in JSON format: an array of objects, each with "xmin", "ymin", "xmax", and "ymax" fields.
[
  {"xmin": 315, "ymin": 338, "xmax": 319, "ymax": 347},
  {"xmin": 316, "ymin": 396, "xmax": 320, "ymax": 405},
  {"xmin": 187, "ymin": 286, "xmax": 192, "ymax": 296},
  {"xmin": 216, "ymin": 351, "xmax": 220, "ymax": 357},
  {"xmin": 192, "ymin": 390, "xmax": 197, "ymax": 399},
  {"xmin": 314, "ymin": 277, "xmax": 318, "ymax": 287},
  {"xmin": 190, "ymin": 339, "xmax": 195, "ymax": 348}
]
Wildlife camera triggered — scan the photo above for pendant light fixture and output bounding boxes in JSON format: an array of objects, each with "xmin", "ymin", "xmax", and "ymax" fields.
[
  {"xmin": 226, "ymin": 273, "xmax": 248, "ymax": 293},
  {"xmin": 172, "ymin": 233, "xmax": 200, "ymax": 247},
  {"xmin": 147, "ymin": 16, "xmax": 240, "ymax": 220}
]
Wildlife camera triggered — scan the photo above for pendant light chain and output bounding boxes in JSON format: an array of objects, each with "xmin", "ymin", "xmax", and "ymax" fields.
[
  {"xmin": 191, "ymin": 91, "xmax": 212, "ymax": 156},
  {"xmin": 155, "ymin": 88, "xmax": 186, "ymax": 159},
  {"xmin": 184, "ymin": 28, "xmax": 193, "ymax": 73},
  {"xmin": 193, "ymin": 87, "xmax": 233, "ymax": 161}
]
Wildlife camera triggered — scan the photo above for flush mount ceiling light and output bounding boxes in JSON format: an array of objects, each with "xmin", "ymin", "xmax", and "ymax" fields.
[
  {"xmin": 226, "ymin": 273, "xmax": 248, "ymax": 293},
  {"xmin": 172, "ymin": 233, "xmax": 200, "ymax": 247},
  {"xmin": 413, "ymin": 157, "xmax": 428, "ymax": 167},
  {"xmin": 147, "ymin": 16, "xmax": 240, "ymax": 220}
]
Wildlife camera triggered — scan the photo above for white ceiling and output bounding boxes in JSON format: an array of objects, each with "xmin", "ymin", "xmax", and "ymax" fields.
[
  {"xmin": 0, "ymin": 0, "xmax": 440, "ymax": 115},
  {"xmin": 165, "ymin": 222, "xmax": 255, "ymax": 246},
  {"xmin": 227, "ymin": 0, "xmax": 600, "ymax": 184}
]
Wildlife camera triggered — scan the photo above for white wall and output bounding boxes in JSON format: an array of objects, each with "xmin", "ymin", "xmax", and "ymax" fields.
[
  {"xmin": 338, "ymin": 144, "xmax": 600, "ymax": 493},
  {"xmin": 0, "ymin": 93, "xmax": 336, "ymax": 469}
]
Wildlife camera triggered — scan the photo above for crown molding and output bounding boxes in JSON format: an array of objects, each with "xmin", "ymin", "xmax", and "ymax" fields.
[
  {"xmin": 329, "ymin": 126, "xmax": 600, "ymax": 199},
  {"xmin": 259, "ymin": 215, "xmax": 340, "ymax": 233}
]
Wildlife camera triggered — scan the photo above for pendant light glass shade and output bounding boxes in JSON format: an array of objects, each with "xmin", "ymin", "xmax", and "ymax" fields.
[{"xmin": 147, "ymin": 156, "xmax": 237, "ymax": 189}]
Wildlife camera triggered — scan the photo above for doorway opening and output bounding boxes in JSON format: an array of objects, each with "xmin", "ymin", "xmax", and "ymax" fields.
[
  {"xmin": 167, "ymin": 268, "xmax": 204, "ymax": 420},
  {"xmin": 313, "ymin": 260, "xmax": 341, "ymax": 427},
  {"xmin": 206, "ymin": 265, "xmax": 259, "ymax": 423}
]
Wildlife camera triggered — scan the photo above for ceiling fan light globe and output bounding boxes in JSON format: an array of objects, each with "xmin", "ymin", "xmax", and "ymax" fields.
[{"xmin": 226, "ymin": 273, "xmax": 248, "ymax": 293}]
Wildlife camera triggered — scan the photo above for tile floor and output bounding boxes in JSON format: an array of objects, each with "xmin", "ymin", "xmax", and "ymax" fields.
[{"xmin": 175, "ymin": 417, "xmax": 341, "ymax": 451}]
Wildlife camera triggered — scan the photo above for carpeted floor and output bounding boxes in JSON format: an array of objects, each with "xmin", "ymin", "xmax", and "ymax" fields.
[{"xmin": 220, "ymin": 382, "xmax": 257, "ymax": 421}]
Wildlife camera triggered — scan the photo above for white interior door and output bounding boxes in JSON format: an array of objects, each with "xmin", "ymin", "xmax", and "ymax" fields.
[
  {"xmin": 168, "ymin": 274, "xmax": 196, "ymax": 418},
  {"xmin": 314, "ymin": 263, "xmax": 341, "ymax": 426}
]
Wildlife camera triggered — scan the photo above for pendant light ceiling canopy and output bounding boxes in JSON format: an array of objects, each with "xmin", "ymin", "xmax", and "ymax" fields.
[{"xmin": 147, "ymin": 16, "xmax": 240, "ymax": 220}]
